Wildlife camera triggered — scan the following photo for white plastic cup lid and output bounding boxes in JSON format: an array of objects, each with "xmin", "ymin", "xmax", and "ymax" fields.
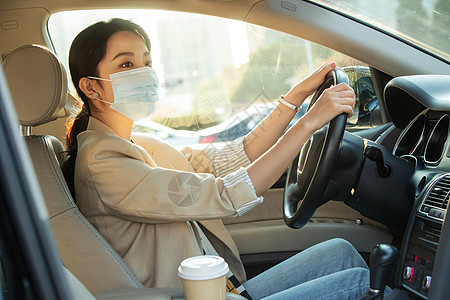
[{"xmin": 178, "ymin": 255, "xmax": 229, "ymax": 281}]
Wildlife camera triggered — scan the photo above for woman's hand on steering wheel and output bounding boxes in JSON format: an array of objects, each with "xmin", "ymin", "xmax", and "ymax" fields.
[
  {"xmin": 284, "ymin": 62, "xmax": 337, "ymax": 105},
  {"xmin": 301, "ymin": 82, "xmax": 356, "ymax": 132}
]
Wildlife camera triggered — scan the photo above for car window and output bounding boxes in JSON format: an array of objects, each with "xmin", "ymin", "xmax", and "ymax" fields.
[{"xmin": 48, "ymin": 9, "xmax": 377, "ymax": 147}]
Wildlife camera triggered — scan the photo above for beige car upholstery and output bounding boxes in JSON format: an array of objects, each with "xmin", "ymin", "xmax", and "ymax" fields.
[
  {"xmin": 3, "ymin": 44, "xmax": 143, "ymax": 293},
  {"xmin": 3, "ymin": 44, "xmax": 67, "ymax": 127},
  {"xmin": 3, "ymin": 44, "xmax": 247, "ymax": 300}
]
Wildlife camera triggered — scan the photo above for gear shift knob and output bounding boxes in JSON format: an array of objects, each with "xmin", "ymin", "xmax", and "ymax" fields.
[{"xmin": 369, "ymin": 244, "xmax": 399, "ymax": 298}]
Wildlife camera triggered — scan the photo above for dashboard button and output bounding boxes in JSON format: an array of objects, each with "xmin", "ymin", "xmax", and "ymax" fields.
[
  {"xmin": 403, "ymin": 266, "xmax": 414, "ymax": 281},
  {"xmin": 422, "ymin": 275, "xmax": 432, "ymax": 290}
]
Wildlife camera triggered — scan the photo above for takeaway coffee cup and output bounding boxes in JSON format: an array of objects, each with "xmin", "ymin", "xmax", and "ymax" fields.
[{"xmin": 178, "ymin": 255, "xmax": 229, "ymax": 300}]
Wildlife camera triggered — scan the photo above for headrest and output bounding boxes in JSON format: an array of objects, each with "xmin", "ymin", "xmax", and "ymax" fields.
[{"xmin": 3, "ymin": 44, "xmax": 67, "ymax": 127}]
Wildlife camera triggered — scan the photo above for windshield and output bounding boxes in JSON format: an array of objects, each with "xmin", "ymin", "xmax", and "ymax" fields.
[{"xmin": 312, "ymin": 0, "xmax": 449, "ymax": 62}]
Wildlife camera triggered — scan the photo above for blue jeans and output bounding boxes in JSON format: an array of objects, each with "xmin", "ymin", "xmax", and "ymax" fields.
[{"xmin": 242, "ymin": 238, "xmax": 372, "ymax": 300}]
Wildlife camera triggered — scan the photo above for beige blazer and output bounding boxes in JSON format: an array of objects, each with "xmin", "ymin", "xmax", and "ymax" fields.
[{"xmin": 75, "ymin": 117, "xmax": 260, "ymax": 287}]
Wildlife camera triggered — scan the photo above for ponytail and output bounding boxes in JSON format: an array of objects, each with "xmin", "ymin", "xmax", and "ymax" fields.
[{"xmin": 63, "ymin": 104, "xmax": 90, "ymax": 199}]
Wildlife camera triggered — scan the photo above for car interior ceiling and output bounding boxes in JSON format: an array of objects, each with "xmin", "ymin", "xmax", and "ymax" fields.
[{"xmin": 0, "ymin": 1, "xmax": 450, "ymax": 300}]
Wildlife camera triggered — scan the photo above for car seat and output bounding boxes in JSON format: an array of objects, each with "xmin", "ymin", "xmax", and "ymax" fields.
[
  {"xmin": 2, "ymin": 44, "xmax": 143, "ymax": 294},
  {"xmin": 3, "ymin": 44, "xmax": 246, "ymax": 300}
]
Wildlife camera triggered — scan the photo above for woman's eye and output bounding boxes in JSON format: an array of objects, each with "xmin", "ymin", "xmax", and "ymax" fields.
[
  {"xmin": 121, "ymin": 62, "xmax": 133, "ymax": 67},
  {"xmin": 145, "ymin": 61, "xmax": 152, "ymax": 67}
]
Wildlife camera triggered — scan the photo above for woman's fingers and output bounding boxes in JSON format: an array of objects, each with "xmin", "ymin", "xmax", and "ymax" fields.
[
  {"xmin": 328, "ymin": 90, "xmax": 355, "ymax": 117},
  {"xmin": 326, "ymin": 90, "xmax": 355, "ymax": 102},
  {"xmin": 325, "ymin": 82, "xmax": 354, "ymax": 93},
  {"xmin": 327, "ymin": 98, "xmax": 354, "ymax": 117},
  {"xmin": 286, "ymin": 62, "xmax": 338, "ymax": 102},
  {"xmin": 315, "ymin": 62, "xmax": 336, "ymax": 78},
  {"xmin": 325, "ymin": 84, "xmax": 355, "ymax": 105},
  {"xmin": 345, "ymin": 105, "xmax": 354, "ymax": 118},
  {"xmin": 310, "ymin": 62, "xmax": 337, "ymax": 86},
  {"xmin": 302, "ymin": 83, "xmax": 356, "ymax": 130}
]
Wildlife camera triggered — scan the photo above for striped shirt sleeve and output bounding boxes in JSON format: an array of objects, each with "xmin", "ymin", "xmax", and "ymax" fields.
[
  {"xmin": 223, "ymin": 167, "xmax": 263, "ymax": 216},
  {"xmin": 213, "ymin": 136, "xmax": 251, "ymax": 178},
  {"xmin": 183, "ymin": 136, "xmax": 263, "ymax": 215}
]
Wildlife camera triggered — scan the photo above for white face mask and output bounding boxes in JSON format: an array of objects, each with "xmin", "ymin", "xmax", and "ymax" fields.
[{"xmin": 88, "ymin": 66, "xmax": 159, "ymax": 121}]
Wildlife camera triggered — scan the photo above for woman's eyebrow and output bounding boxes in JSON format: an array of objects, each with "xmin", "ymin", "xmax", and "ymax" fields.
[{"xmin": 111, "ymin": 52, "xmax": 134, "ymax": 61}]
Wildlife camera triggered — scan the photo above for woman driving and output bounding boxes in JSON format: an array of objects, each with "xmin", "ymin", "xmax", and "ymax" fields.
[{"xmin": 64, "ymin": 18, "xmax": 372, "ymax": 300}]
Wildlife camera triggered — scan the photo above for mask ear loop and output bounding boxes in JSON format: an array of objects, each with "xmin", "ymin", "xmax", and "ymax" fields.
[
  {"xmin": 87, "ymin": 76, "xmax": 111, "ymax": 82},
  {"xmin": 87, "ymin": 76, "xmax": 113, "ymax": 104}
]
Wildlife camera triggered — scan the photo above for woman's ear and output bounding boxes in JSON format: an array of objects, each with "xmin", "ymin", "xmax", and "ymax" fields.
[{"xmin": 79, "ymin": 77, "xmax": 96, "ymax": 99}]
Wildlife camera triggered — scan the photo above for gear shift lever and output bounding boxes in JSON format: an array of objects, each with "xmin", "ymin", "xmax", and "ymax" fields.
[{"xmin": 366, "ymin": 244, "xmax": 399, "ymax": 300}]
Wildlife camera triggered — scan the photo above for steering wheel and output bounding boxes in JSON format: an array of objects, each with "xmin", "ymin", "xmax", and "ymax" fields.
[{"xmin": 283, "ymin": 68, "xmax": 350, "ymax": 229}]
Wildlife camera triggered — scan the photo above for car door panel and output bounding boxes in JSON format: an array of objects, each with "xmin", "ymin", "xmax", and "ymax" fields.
[{"xmin": 223, "ymin": 188, "xmax": 393, "ymax": 255}]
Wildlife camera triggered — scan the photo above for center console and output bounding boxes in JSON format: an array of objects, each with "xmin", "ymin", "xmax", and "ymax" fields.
[{"xmin": 400, "ymin": 174, "xmax": 449, "ymax": 299}]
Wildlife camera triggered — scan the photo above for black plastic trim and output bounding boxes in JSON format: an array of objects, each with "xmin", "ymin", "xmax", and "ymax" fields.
[
  {"xmin": 393, "ymin": 114, "xmax": 428, "ymax": 157},
  {"xmin": 385, "ymin": 75, "xmax": 450, "ymax": 129},
  {"xmin": 424, "ymin": 115, "xmax": 449, "ymax": 166}
]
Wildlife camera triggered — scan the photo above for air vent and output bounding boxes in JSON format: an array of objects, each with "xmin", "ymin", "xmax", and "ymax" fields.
[{"xmin": 420, "ymin": 175, "xmax": 450, "ymax": 221}]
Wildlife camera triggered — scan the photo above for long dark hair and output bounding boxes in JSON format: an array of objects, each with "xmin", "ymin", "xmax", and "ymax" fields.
[{"xmin": 63, "ymin": 18, "xmax": 151, "ymax": 199}]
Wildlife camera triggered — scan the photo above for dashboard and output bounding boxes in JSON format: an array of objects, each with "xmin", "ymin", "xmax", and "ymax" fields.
[
  {"xmin": 394, "ymin": 113, "xmax": 449, "ymax": 165},
  {"xmin": 383, "ymin": 75, "xmax": 450, "ymax": 299}
]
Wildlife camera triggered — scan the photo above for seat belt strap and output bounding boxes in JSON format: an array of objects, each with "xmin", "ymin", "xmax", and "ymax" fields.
[{"xmin": 193, "ymin": 222, "xmax": 253, "ymax": 300}]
